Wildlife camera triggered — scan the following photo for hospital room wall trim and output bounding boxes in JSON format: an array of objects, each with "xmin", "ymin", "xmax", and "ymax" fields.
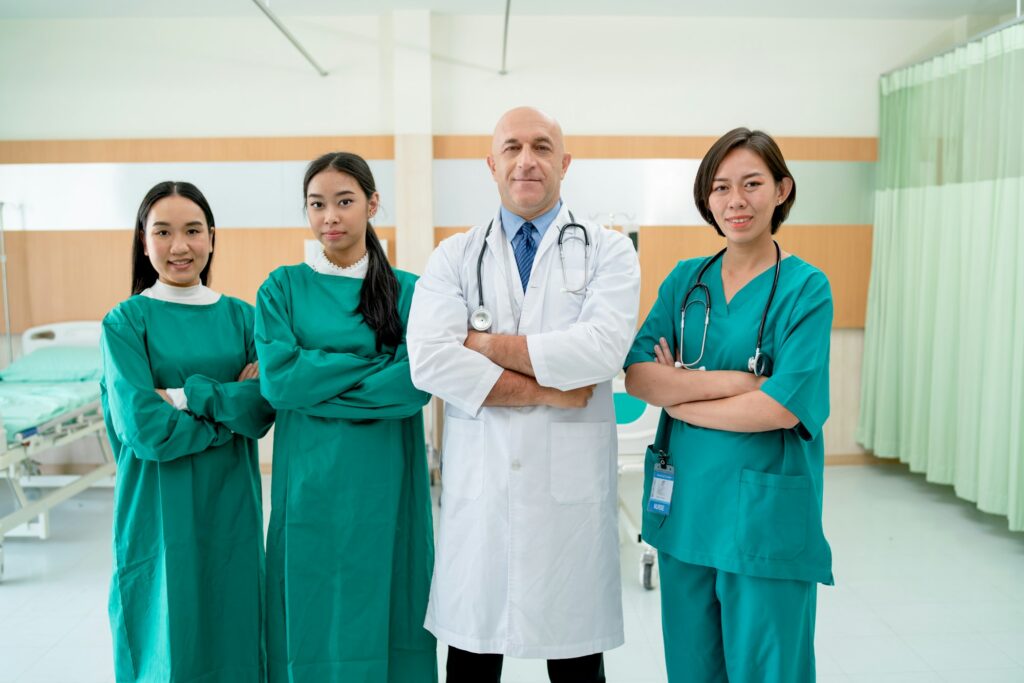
[
  {"xmin": 430, "ymin": 225, "xmax": 872, "ymax": 330},
  {"xmin": 0, "ymin": 137, "xmax": 396, "ymax": 164},
  {"xmin": 635, "ymin": 225, "xmax": 873, "ymax": 329},
  {"xmin": 0, "ymin": 135, "xmax": 875, "ymax": 164},
  {"xmin": 432, "ymin": 136, "xmax": 878, "ymax": 162},
  {"xmin": 0, "ymin": 223, "xmax": 865, "ymax": 333},
  {"xmin": 0, "ymin": 227, "xmax": 396, "ymax": 333}
]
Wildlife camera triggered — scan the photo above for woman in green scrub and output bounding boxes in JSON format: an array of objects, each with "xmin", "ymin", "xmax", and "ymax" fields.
[
  {"xmin": 255, "ymin": 152, "xmax": 436, "ymax": 683},
  {"xmin": 101, "ymin": 181, "xmax": 274, "ymax": 682},
  {"xmin": 624, "ymin": 128, "xmax": 833, "ymax": 683}
]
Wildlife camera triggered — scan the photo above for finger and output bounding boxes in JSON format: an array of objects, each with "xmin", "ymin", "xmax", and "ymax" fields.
[
  {"xmin": 653, "ymin": 344, "xmax": 666, "ymax": 365},
  {"xmin": 659, "ymin": 337, "xmax": 674, "ymax": 360}
]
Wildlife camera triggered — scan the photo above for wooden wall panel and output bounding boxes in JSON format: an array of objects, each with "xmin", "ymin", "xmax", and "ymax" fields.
[
  {"xmin": 210, "ymin": 229, "xmax": 309, "ymax": 304},
  {"xmin": 637, "ymin": 225, "xmax": 872, "ymax": 328},
  {"xmin": 0, "ymin": 232, "xmax": 32, "ymax": 333},
  {"xmin": 434, "ymin": 226, "xmax": 470, "ymax": 246},
  {"xmin": 1, "ymin": 227, "xmax": 399, "ymax": 331},
  {"xmin": 16, "ymin": 231, "xmax": 131, "ymax": 328},
  {"xmin": 433, "ymin": 135, "xmax": 877, "ymax": 161},
  {"xmin": 0, "ymin": 136, "xmax": 395, "ymax": 164}
]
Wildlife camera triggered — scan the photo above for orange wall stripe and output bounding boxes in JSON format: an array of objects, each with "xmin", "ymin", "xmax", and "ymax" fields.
[
  {"xmin": 0, "ymin": 136, "xmax": 395, "ymax": 164},
  {"xmin": 433, "ymin": 135, "xmax": 877, "ymax": 161}
]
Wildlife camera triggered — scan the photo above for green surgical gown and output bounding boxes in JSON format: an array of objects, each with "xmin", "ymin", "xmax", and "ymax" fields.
[
  {"xmin": 101, "ymin": 295, "xmax": 275, "ymax": 683},
  {"xmin": 625, "ymin": 255, "xmax": 834, "ymax": 585},
  {"xmin": 254, "ymin": 265, "xmax": 436, "ymax": 683}
]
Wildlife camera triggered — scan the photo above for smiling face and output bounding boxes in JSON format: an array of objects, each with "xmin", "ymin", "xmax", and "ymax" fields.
[
  {"xmin": 305, "ymin": 168, "xmax": 379, "ymax": 266},
  {"xmin": 143, "ymin": 195, "xmax": 214, "ymax": 288},
  {"xmin": 487, "ymin": 107, "xmax": 571, "ymax": 220},
  {"xmin": 706, "ymin": 147, "xmax": 793, "ymax": 247}
]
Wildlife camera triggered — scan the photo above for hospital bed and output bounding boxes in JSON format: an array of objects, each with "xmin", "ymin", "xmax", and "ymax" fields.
[
  {"xmin": 614, "ymin": 377, "xmax": 660, "ymax": 590},
  {"xmin": 0, "ymin": 321, "xmax": 114, "ymax": 581}
]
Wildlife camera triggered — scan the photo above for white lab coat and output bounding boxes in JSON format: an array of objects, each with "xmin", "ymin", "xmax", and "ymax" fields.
[{"xmin": 407, "ymin": 205, "xmax": 641, "ymax": 658}]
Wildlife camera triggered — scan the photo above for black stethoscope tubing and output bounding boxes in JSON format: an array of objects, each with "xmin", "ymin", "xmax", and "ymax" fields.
[
  {"xmin": 472, "ymin": 211, "xmax": 589, "ymax": 327},
  {"xmin": 677, "ymin": 240, "xmax": 781, "ymax": 376}
]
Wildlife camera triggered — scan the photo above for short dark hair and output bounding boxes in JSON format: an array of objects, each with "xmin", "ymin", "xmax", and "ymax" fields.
[
  {"xmin": 304, "ymin": 152, "xmax": 403, "ymax": 351},
  {"xmin": 131, "ymin": 181, "xmax": 215, "ymax": 295},
  {"xmin": 693, "ymin": 128, "xmax": 796, "ymax": 236}
]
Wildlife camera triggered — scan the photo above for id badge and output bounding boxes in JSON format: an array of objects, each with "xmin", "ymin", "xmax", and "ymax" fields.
[{"xmin": 647, "ymin": 461, "xmax": 675, "ymax": 516}]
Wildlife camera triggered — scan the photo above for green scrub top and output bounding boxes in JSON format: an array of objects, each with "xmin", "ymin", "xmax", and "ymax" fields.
[
  {"xmin": 625, "ymin": 255, "xmax": 834, "ymax": 585},
  {"xmin": 255, "ymin": 265, "xmax": 437, "ymax": 683},
  {"xmin": 101, "ymin": 295, "xmax": 274, "ymax": 683}
]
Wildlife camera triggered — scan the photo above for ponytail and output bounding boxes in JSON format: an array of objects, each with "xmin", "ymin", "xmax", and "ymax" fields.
[{"xmin": 359, "ymin": 223, "xmax": 403, "ymax": 350}]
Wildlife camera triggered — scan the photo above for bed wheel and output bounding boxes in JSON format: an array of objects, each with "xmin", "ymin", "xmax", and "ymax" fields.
[{"xmin": 639, "ymin": 549, "xmax": 657, "ymax": 591}]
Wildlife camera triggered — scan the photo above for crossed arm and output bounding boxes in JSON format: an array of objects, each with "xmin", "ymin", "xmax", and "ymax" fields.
[
  {"xmin": 625, "ymin": 337, "xmax": 798, "ymax": 433},
  {"xmin": 464, "ymin": 331, "xmax": 593, "ymax": 409}
]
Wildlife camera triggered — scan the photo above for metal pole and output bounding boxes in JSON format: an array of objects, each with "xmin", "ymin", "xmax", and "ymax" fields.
[
  {"xmin": 250, "ymin": 0, "xmax": 328, "ymax": 77},
  {"xmin": 499, "ymin": 0, "xmax": 511, "ymax": 75},
  {"xmin": 0, "ymin": 202, "xmax": 13, "ymax": 365}
]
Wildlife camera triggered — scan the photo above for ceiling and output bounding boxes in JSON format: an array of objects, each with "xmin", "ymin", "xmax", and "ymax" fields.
[{"xmin": 0, "ymin": 0, "xmax": 1018, "ymax": 20}]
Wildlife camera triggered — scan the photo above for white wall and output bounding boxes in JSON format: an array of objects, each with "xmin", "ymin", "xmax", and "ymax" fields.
[
  {"xmin": 432, "ymin": 16, "xmax": 957, "ymax": 136},
  {"xmin": 0, "ymin": 16, "xmax": 391, "ymax": 138},
  {"xmin": 0, "ymin": 14, "xmax": 959, "ymax": 139}
]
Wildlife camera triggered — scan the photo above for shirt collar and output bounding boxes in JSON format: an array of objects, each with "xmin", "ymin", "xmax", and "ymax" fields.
[{"xmin": 499, "ymin": 200, "xmax": 563, "ymax": 242}]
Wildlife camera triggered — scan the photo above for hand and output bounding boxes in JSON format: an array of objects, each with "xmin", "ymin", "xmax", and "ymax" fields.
[
  {"xmin": 464, "ymin": 330, "xmax": 490, "ymax": 355},
  {"xmin": 155, "ymin": 389, "xmax": 173, "ymax": 404},
  {"xmin": 237, "ymin": 362, "xmax": 260, "ymax": 381},
  {"xmin": 545, "ymin": 384, "xmax": 595, "ymax": 409},
  {"xmin": 653, "ymin": 337, "xmax": 677, "ymax": 367}
]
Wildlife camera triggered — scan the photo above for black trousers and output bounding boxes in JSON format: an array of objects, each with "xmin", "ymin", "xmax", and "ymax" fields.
[{"xmin": 446, "ymin": 645, "xmax": 606, "ymax": 683}]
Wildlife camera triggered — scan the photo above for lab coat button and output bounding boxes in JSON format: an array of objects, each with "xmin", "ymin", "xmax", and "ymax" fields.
[{"xmin": 511, "ymin": 460, "xmax": 521, "ymax": 471}]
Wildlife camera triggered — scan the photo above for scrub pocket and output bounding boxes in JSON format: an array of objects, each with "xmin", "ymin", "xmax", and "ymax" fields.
[
  {"xmin": 736, "ymin": 469, "xmax": 809, "ymax": 561},
  {"xmin": 441, "ymin": 416, "xmax": 484, "ymax": 500},
  {"xmin": 549, "ymin": 422, "xmax": 611, "ymax": 504}
]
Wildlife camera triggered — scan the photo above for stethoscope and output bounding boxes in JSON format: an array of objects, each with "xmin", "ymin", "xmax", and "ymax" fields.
[
  {"xmin": 675, "ymin": 240, "xmax": 781, "ymax": 377},
  {"xmin": 469, "ymin": 212, "xmax": 590, "ymax": 332}
]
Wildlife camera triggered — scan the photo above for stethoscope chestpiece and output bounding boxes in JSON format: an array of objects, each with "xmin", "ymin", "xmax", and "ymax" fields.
[
  {"xmin": 470, "ymin": 306, "xmax": 493, "ymax": 332},
  {"xmin": 747, "ymin": 349, "xmax": 773, "ymax": 377}
]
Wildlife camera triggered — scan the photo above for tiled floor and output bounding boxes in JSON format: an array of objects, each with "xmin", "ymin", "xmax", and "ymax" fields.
[{"xmin": 1, "ymin": 463, "xmax": 1022, "ymax": 682}]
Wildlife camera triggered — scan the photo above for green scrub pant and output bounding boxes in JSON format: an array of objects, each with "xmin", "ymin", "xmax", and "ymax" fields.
[{"xmin": 659, "ymin": 552, "xmax": 817, "ymax": 683}]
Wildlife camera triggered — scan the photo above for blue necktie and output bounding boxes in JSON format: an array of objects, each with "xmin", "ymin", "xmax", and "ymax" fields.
[{"xmin": 512, "ymin": 222, "xmax": 538, "ymax": 290}]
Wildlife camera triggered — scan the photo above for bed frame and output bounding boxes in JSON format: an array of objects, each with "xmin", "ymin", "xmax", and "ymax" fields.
[{"xmin": 0, "ymin": 321, "xmax": 114, "ymax": 581}]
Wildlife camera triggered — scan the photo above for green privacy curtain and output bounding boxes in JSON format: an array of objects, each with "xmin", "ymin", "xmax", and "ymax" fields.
[{"xmin": 858, "ymin": 21, "xmax": 1024, "ymax": 530}]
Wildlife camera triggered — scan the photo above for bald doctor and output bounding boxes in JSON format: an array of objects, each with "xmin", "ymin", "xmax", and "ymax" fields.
[{"xmin": 407, "ymin": 107, "xmax": 640, "ymax": 682}]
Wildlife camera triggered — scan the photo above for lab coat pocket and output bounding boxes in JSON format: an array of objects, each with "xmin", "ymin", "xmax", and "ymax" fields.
[
  {"xmin": 736, "ymin": 469, "xmax": 809, "ymax": 561},
  {"xmin": 441, "ymin": 415, "xmax": 484, "ymax": 500},
  {"xmin": 549, "ymin": 422, "xmax": 612, "ymax": 504}
]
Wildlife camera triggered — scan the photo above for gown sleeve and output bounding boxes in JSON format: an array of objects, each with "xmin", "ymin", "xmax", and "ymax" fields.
[
  {"xmin": 101, "ymin": 308, "xmax": 234, "ymax": 463},
  {"xmin": 294, "ymin": 273, "xmax": 430, "ymax": 421},
  {"xmin": 255, "ymin": 269, "xmax": 390, "ymax": 410},
  {"xmin": 182, "ymin": 305, "xmax": 275, "ymax": 439},
  {"xmin": 527, "ymin": 229, "xmax": 641, "ymax": 390},
  {"xmin": 624, "ymin": 261, "xmax": 684, "ymax": 369},
  {"xmin": 760, "ymin": 269, "xmax": 833, "ymax": 441}
]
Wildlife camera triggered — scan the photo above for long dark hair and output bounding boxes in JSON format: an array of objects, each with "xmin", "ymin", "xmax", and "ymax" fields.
[
  {"xmin": 693, "ymin": 127, "xmax": 796, "ymax": 236},
  {"xmin": 303, "ymin": 152, "xmax": 402, "ymax": 350},
  {"xmin": 131, "ymin": 181, "xmax": 216, "ymax": 295}
]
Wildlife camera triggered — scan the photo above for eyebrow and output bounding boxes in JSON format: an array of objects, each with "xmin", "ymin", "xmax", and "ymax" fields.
[
  {"xmin": 501, "ymin": 136, "xmax": 554, "ymax": 147},
  {"xmin": 713, "ymin": 171, "xmax": 766, "ymax": 182},
  {"xmin": 307, "ymin": 190, "xmax": 356, "ymax": 198},
  {"xmin": 151, "ymin": 221, "xmax": 204, "ymax": 227}
]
